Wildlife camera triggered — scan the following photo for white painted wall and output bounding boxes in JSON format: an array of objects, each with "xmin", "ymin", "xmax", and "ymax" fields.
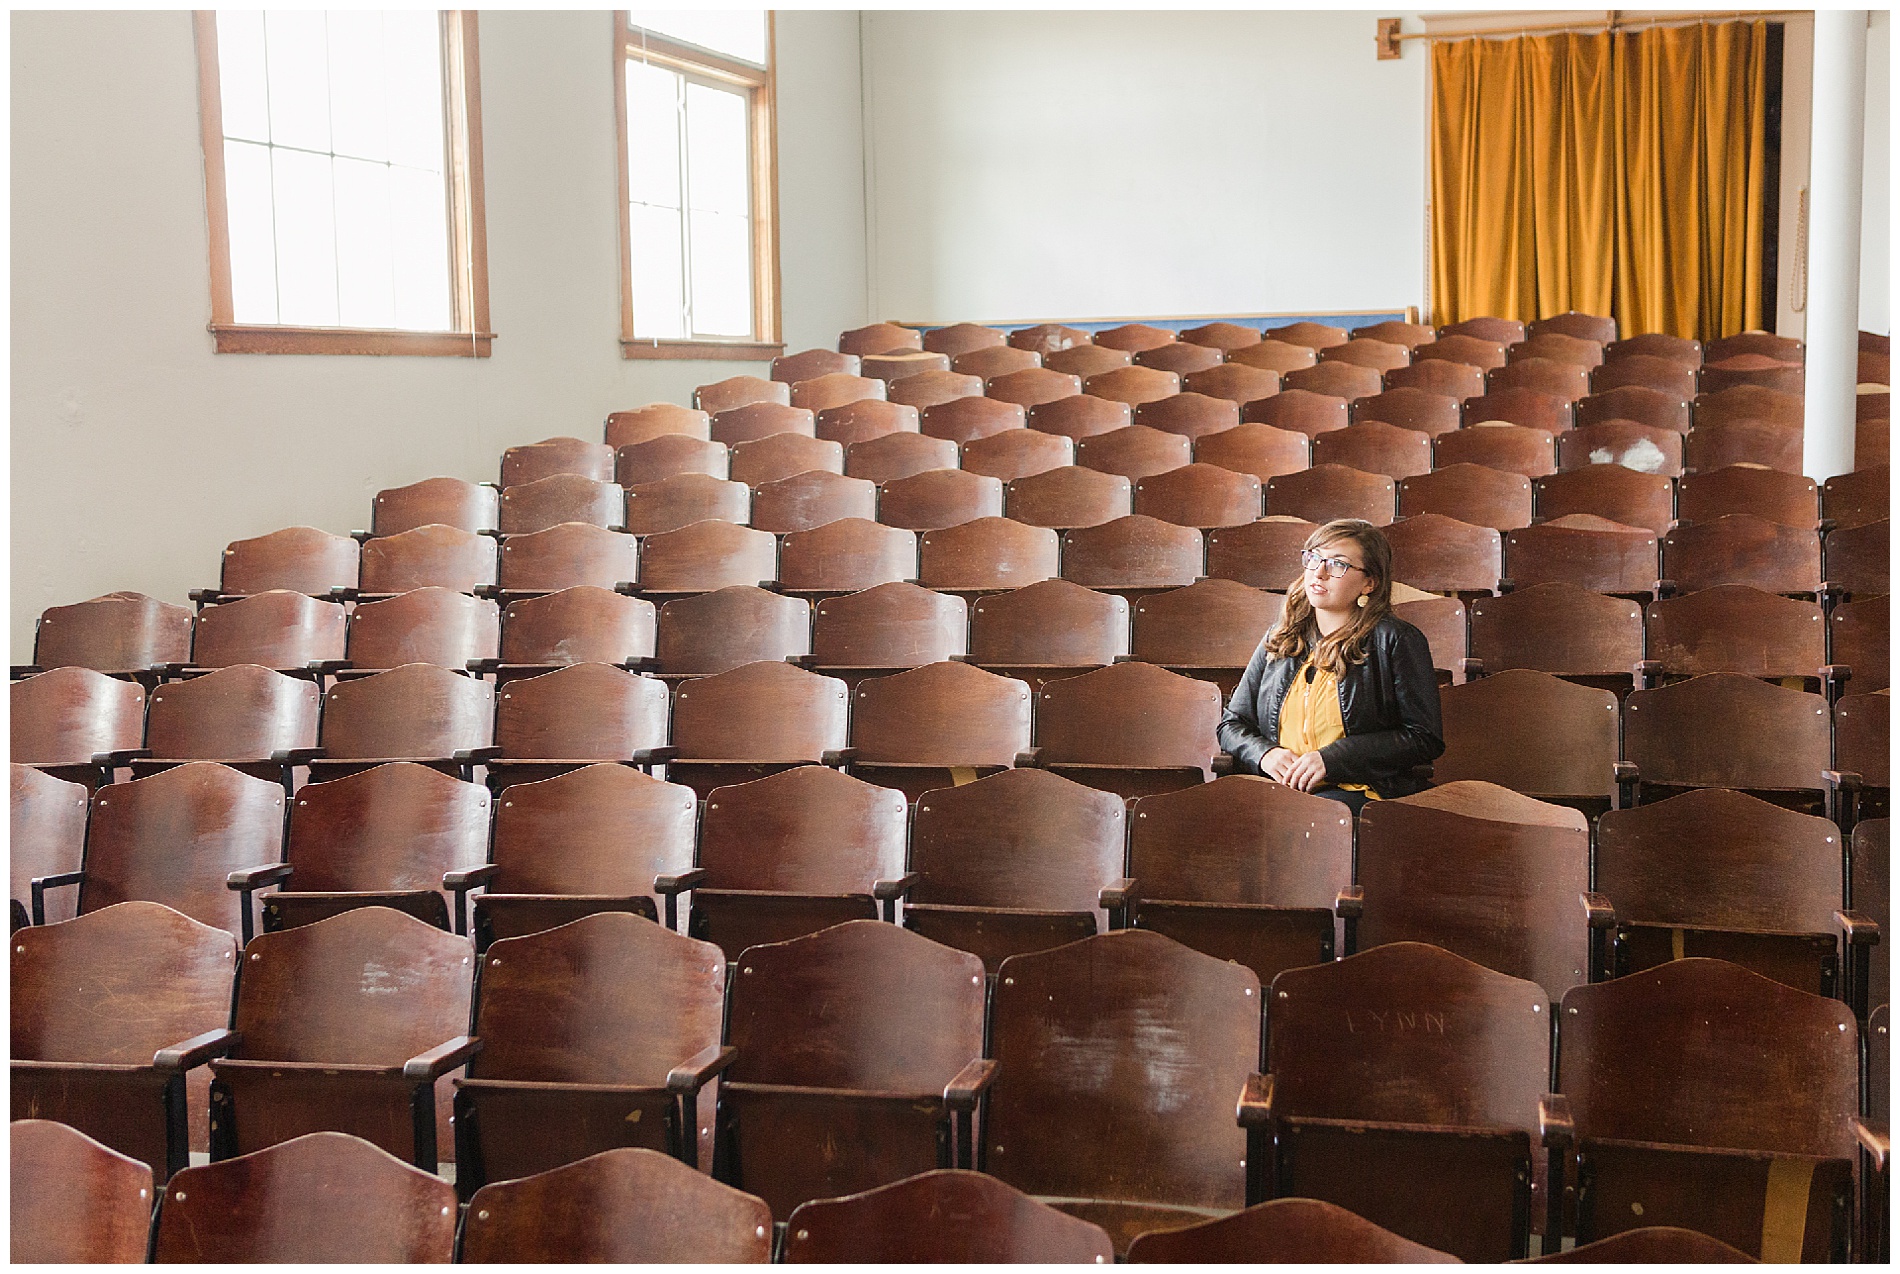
[
  {"xmin": 858, "ymin": 10, "xmax": 1428, "ymax": 325},
  {"xmin": 1860, "ymin": 8, "xmax": 1889, "ymax": 335},
  {"xmin": 9, "ymin": 9, "xmax": 867, "ymax": 659}
]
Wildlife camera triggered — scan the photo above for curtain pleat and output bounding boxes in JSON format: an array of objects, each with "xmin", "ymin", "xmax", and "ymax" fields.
[{"xmin": 1430, "ymin": 19, "xmax": 1768, "ymax": 340}]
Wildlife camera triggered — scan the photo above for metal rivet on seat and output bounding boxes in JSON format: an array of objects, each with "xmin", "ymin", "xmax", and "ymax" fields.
[
  {"xmin": 477, "ymin": 1210, "xmax": 490, "ymax": 1221},
  {"xmin": 796, "ymin": 1230, "xmax": 809, "ymax": 1241},
  {"xmin": 175, "ymin": 1192, "xmax": 186, "ymax": 1201},
  {"xmin": 756, "ymin": 1226, "xmax": 766, "ymax": 1239},
  {"xmin": 251, "ymin": 953, "xmax": 261, "ymax": 960}
]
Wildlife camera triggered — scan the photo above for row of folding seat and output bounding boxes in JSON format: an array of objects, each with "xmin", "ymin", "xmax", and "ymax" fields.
[
  {"xmin": 16, "ymin": 567, "xmax": 1888, "ymax": 716},
  {"xmin": 20, "ymin": 503, "xmax": 1887, "ymax": 667},
  {"xmin": 54, "ymin": 1116, "xmax": 1704, "ymax": 1265},
  {"xmin": 14, "ymin": 890, "xmax": 1889, "ymax": 1261},
  {"xmin": 61, "ymin": 1112, "xmax": 1759, "ymax": 1266},
  {"xmin": 14, "ymin": 751, "xmax": 1889, "ymax": 1062},
  {"xmin": 358, "ymin": 447, "xmax": 1881, "ymax": 547}
]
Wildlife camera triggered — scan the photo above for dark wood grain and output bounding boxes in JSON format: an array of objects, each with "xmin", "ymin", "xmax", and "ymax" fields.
[
  {"xmin": 501, "ymin": 436, "xmax": 615, "ymax": 486},
  {"xmin": 878, "ymin": 468, "xmax": 1005, "ymax": 530},
  {"xmin": 192, "ymin": 590, "xmax": 347, "ymax": 671},
  {"xmin": 778, "ymin": 518, "xmax": 917, "ymax": 594},
  {"xmin": 917, "ymin": 517, "xmax": 1060, "ymax": 592},
  {"xmin": 460, "ymin": 1147, "xmax": 771, "ymax": 1262},
  {"xmin": 1532, "ymin": 466, "xmax": 1675, "ymax": 534},
  {"xmin": 985, "ymin": 930, "xmax": 1261, "ymax": 1254},
  {"xmin": 1575, "ymin": 383, "xmax": 1692, "ymax": 432},
  {"xmin": 153, "ymin": 1131, "xmax": 456, "ymax": 1261},
  {"xmin": 1005, "ymin": 464, "xmax": 1134, "ymax": 529},
  {"xmin": 1266, "ymin": 462, "xmax": 1396, "ymax": 525},
  {"xmin": 358, "ymin": 523, "xmax": 497, "ymax": 594},
  {"xmin": 695, "ymin": 373, "xmax": 790, "ymax": 414},
  {"xmin": 212, "ymin": 907, "xmax": 473, "ymax": 1162},
  {"xmin": 457, "ymin": 912, "xmax": 727, "ymax": 1185},
  {"xmin": 13, "ymin": 900, "xmax": 236, "ymax": 1178},
  {"xmin": 1134, "ymin": 390, "xmax": 1241, "ymax": 439},
  {"xmin": 34, "ymin": 591, "xmax": 194, "ymax": 674},
  {"xmin": 1398, "ymin": 463, "xmax": 1532, "ymax": 530},
  {"xmin": 1060, "ymin": 514, "xmax": 1204, "ymax": 591},
  {"xmin": 371, "ymin": 476, "xmax": 500, "ymax": 537},
  {"xmin": 1436, "ymin": 669, "xmax": 1619, "ymax": 800},
  {"xmin": 220, "ymin": 526, "xmax": 361, "ymax": 597},
  {"xmin": 784, "ymin": 1168, "xmax": 1114, "ymax": 1263},
  {"xmin": 636, "ymin": 521, "xmax": 778, "ymax": 593},
  {"xmin": 1359, "ymin": 783, "xmax": 1591, "ymax": 1000},
  {"xmin": 11, "ymin": 666, "xmax": 147, "ymax": 771},
  {"xmin": 10, "ymin": 1119, "xmax": 155, "ymax": 1263},
  {"xmin": 654, "ymin": 586, "xmax": 808, "ymax": 674},
  {"xmin": 1469, "ymin": 582, "xmax": 1644, "ymax": 680},
  {"xmin": 722, "ymin": 920, "xmax": 987, "ymax": 1216},
  {"xmin": 499, "ymin": 586, "xmax": 655, "ymax": 671},
  {"xmin": 346, "ymin": 587, "xmax": 500, "ymax": 670},
  {"xmin": 808, "ymin": 581, "xmax": 963, "ymax": 669}
]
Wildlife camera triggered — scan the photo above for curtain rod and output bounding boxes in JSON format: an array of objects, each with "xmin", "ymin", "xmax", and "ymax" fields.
[{"xmin": 1377, "ymin": 10, "xmax": 1802, "ymax": 57}]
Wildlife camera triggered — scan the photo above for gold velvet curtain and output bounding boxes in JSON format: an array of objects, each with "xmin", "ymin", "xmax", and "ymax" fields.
[{"xmin": 1430, "ymin": 20, "xmax": 1769, "ymax": 340}]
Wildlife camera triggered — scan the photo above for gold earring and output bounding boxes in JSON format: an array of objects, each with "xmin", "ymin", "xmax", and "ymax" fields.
[{"xmin": 1356, "ymin": 595, "xmax": 1368, "ymax": 608}]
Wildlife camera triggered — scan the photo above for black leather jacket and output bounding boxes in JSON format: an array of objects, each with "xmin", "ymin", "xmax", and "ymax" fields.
[{"xmin": 1218, "ymin": 615, "xmax": 1444, "ymax": 798}]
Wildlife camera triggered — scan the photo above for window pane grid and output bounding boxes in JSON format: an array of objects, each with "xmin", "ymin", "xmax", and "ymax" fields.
[
  {"xmin": 626, "ymin": 56, "xmax": 754, "ymax": 341},
  {"xmin": 216, "ymin": 9, "xmax": 453, "ymax": 331}
]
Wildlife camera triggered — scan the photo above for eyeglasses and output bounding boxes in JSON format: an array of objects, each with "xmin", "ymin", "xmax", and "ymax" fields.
[{"xmin": 1301, "ymin": 549, "xmax": 1367, "ymax": 580}]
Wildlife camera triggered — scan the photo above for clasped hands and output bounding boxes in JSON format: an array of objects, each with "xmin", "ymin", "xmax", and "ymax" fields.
[{"xmin": 1263, "ymin": 747, "xmax": 1328, "ymax": 793}]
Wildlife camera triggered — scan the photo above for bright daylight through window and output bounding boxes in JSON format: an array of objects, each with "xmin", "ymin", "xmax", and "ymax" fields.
[
  {"xmin": 198, "ymin": 10, "xmax": 489, "ymax": 355},
  {"xmin": 619, "ymin": 10, "xmax": 779, "ymax": 357}
]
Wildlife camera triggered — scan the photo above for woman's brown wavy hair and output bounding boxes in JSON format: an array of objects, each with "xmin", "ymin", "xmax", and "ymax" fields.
[{"xmin": 1262, "ymin": 518, "xmax": 1395, "ymax": 677}]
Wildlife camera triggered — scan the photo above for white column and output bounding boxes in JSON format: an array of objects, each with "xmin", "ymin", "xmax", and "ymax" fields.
[{"xmin": 1803, "ymin": 10, "xmax": 1868, "ymax": 481}]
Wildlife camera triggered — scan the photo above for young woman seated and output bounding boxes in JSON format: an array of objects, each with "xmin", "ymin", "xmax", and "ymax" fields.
[{"xmin": 1217, "ymin": 518, "xmax": 1443, "ymax": 814}]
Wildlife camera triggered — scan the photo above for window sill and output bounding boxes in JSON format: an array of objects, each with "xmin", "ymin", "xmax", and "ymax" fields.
[
  {"xmin": 621, "ymin": 338, "xmax": 785, "ymax": 362},
  {"xmin": 211, "ymin": 324, "xmax": 495, "ymax": 357}
]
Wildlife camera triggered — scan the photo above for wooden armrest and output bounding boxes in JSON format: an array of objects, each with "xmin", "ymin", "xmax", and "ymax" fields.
[
  {"xmin": 1335, "ymin": 884, "xmax": 1365, "ymax": 920},
  {"xmin": 1014, "ymin": 748, "xmax": 1045, "ymax": 769},
  {"xmin": 453, "ymin": 745, "xmax": 505, "ymax": 764},
  {"xmin": 1655, "ymin": 577, "xmax": 1679, "ymax": 598},
  {"xmin": 1837, "ymin": 909, "xmax": 1881, "ymax": 945},
  {"xmin": 666, "ymin": 1043, "xmax": 737, "ymax": 1094},
  {"xmin": 1458, "ymin": 657, "xmax": 1486, "ymax": 679},
  {"xmin": 654, "ymin": 868, "xmax": 708, "ymax": 896},
  {"xmin": 91, "ymin": 748, "xmax": 151, "ymax": 768},
  {"xmin": 402, "ymin": 1035, "xmax": 482, "ymax": 1081},
  {"xmin": 1824, "ymin": 769, "xmax": 1864, "ymax": 792},
  {"xmin": 270, "ymin": 747, "xmax": 325, "ymax": 766},
  {"xmin": 872, "ymin": 872, "xmax": 923, "ymax": 902},
  {"xmin": 944, "ymin": 1057, "xmax": 998, "ymax": 1111},
  {"xmin": 11, "ymin": 664, "xmax": 43, "ymax": 679},
  {"xmin": 1539, "ymin": 1092, "xmax": 1575, "ymax": 1148},
  {"xmin": 1822, "ymin": 664, "xmax": 1851, "ymax": 685},
  {"xmin": 226, "ymin": 863, "xmax": 294, "ymax": 891},
  {"xmin": 187, "ymin": 588, "xmax": 224, "ymax": 605},
  {"xmin": 1581, "ymin": 891, "xmax": 1616, "ymax": 929},
  {"xmin": 443, "ymin": 864, "xmax": 500, "ymax": 889},
  {"xmin": 155, "ymin": 1028, "xmax": 240, "ymax": 1073},
  {"xmin": 630, "ymin": 746, "xmax": 678, "ymax": 766},
  {"xmin": 1857, "ymin": 1118, "xmax": 1890, "ymax": 1170},
  {"xmin": 1236, "ymin": 1072, "xmax": 1274, "ymax": 1128},
  {"xmin": 1211, "ymin": 753, "xmax": 1236, "ymax": 777},
  {"xmin": 1098, "ymin": 878, "xmax": 1138, "ymax": 911},
  {"xmin": 821, "ymin": 747, "xmax": 858, "ymax": 766}
]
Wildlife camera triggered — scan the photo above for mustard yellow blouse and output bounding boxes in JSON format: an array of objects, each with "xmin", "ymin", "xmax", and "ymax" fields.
[{"xmin": 1276, "ymin": 656, "xmax": 1379, "ymax": 798}]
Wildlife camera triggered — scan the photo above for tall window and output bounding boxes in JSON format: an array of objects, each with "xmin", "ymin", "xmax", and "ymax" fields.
[
  {"xmin": 195, "ymin": 10, "xmax": 490, "ymax": 356},
  {"xmin": 617, "ymin": 11, "xmax": 781, "ymax": 359}
]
